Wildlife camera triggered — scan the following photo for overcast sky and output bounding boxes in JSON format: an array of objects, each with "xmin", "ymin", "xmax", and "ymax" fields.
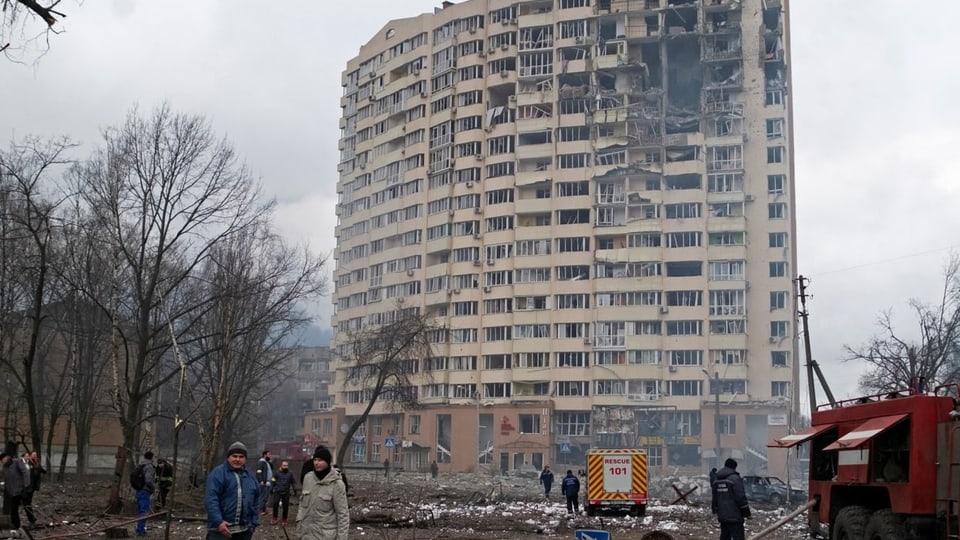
[{"xmin": 3, "ymin": 0, "xmax": 959, "ymax": 404}]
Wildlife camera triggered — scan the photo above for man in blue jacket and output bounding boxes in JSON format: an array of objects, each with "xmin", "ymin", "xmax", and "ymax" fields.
[
  {"xmin": 561, "ymin": 469, "xmax": 581, "ymax": 514},
  {"xmin": 205, "ymin": 442, "xmax": 260, "ymax": 540},
  {"xmin": 711, "ymin": 458, "xmax": 751, "ymax": 540}
]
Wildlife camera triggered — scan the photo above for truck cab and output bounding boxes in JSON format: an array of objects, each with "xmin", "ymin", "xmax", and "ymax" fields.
[{"xmin": 770, "ymin": 387, "xmax": 960, "ymax": 539}]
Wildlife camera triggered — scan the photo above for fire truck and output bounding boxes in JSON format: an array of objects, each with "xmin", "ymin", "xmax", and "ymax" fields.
[
  {"xmin": 771, "ymin": 385, "xmax": 960, "ymax": 539},
  {"xmin": 584, "ymin": 448, "xmax": 648, "ymax": 517}
]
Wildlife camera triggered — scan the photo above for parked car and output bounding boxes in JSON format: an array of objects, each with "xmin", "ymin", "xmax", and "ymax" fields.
[{"xmin": 742, "ymin": 475, "xmax": 806, "ymax": 505}]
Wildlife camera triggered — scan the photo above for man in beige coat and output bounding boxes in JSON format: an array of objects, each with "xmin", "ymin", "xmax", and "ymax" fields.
[{"xmin": 296, "ymin": 446, "xmax": 348, "ymax": 539}]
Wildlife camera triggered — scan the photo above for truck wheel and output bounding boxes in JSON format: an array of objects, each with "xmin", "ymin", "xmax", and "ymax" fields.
[
  {"xmin": 863, "ymin": 510, "xmax": 904, "ymax": 540},
  {"xmin": 769, "ymin": 493, "xmax": 783, "ymax": 506},
  {"xmin": 832, "ymin": 506, "xmax": 870, "ymax": 540},
  {"xmin": 585, "ymin": 505, "xmax": 596, "ymax": 517},
  {"xmin": 632, "ymin": 504, "xmax": 646, "ymax": 517}
]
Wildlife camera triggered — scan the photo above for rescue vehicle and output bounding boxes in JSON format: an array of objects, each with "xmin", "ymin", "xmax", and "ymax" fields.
[{"xmin": 584, "ymin": 448, "xmax": 648, "ymax": 516}]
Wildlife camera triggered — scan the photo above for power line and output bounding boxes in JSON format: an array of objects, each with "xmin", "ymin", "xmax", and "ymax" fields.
[{"xmin": 811, "ymin": 244, "xmax": 959, "ymax": 277}]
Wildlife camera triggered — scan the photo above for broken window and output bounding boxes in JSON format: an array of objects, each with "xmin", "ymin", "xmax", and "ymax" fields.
[
  {"xmin": 558, "ymin": 126, "xmax": 589, "ymax": 141},
  {"xmin": 665, "ymin": 174, "xmax": 701, "ymax": 190},
  {"xmin": 665, "ymin": 261, "xmax": 701, "ymax": 277},
  {"xmin": 766, "ymin": 118, "xmax": 784, "ymax": 139},
  {"xmin": 487, "ymin": 135, "xmax": 515, "ymax": 155},
  {"xmin": 710, "ymin": 319, "xmax": 745, "ymax": 335},
  {"xmin": 709, "ymin": 145, "xmax": 743, "ymax": 170},
  {"xmin": 665, "ymin": 231, "xmax": 700, "ymax": 248},
  {"xmin": 665, "ymin": 202, "xmax": 701, "ymax": 219},
  {"xmin": 771, "ymin": 351, "xmax": 789, "ymax": 367},
  {"xmin": 709, "ymin": 289, "xmax": 745, "ymax": 316},
  {"xmin": 518, "ymin": 130, "xmax": 552, "ymax": 145},
  {"xmin": 628, "ymin": 232, "xmax": 661, "ymax": 248},
  {"xmin": 666, "ymin": 290, "xmax": 702, "ymax": 307}
]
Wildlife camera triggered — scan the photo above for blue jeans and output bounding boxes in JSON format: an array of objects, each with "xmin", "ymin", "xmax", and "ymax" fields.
[{"xmin": 136, "ymin": 489, "xmax": 151, "ymax": 534}]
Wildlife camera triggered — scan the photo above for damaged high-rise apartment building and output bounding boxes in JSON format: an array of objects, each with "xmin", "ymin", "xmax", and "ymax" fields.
[{"xmin": 318, "ymin": 0, "xmax": 797, "ymax": 477}]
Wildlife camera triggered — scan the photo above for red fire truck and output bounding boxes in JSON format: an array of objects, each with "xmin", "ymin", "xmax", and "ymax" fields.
[{"xmin": 771, "ymin": 385, "xmax": 960, "ymax": 539}]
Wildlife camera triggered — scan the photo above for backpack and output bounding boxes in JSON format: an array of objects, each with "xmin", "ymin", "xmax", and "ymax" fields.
[{"xmin": 130, "ymin": 463, "xmax": 147, "ymax": 490}]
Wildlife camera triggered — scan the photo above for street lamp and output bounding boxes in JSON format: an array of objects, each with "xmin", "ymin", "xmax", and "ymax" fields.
[{"xmin": 702, "ymin": 369, "xmax": 721, "ymax": 470}]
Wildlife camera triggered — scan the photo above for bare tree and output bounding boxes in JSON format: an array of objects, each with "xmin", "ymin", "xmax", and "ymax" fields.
[
  {"xmin": 186, "ymin": 219, "xmax": 327, "ymax": 473},
  {"xmin": 71, "ymin": 103, "xmax": 270, "ymax": 510},
  {"xmin": 845, "ymin": 254, "xmax": 960, "ymax": 394},
  {"xmin": 335, "ymin": 303, "xmax": 436, "ymax": 466},
  {"xmin": 1, "ymin": 0, "xmax": 68, "ymax": 62},
  {"xmin": 0, "ymin": 136, "xmax": 75, "ymax": 458}
]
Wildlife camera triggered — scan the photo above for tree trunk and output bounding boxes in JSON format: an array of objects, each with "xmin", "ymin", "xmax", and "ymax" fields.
[{"xmin": 57, "ymin": 416, "xmax": 73, "ymax": 482}]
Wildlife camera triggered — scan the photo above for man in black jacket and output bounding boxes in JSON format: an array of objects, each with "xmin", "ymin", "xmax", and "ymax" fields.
[{"xmin": 711, "ymin": 458, "xmax": 751, "ymax": 540}]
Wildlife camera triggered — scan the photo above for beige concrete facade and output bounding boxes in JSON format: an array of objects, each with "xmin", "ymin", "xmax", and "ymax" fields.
[{"xmin": 326, "ymin": 0, "xmax": 798, "ymax": 478}]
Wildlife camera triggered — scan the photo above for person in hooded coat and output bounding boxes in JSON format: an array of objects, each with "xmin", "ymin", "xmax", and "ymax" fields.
[{"xmin": 296, "ymin": 445, "xmax": 349, "ymax": 539}]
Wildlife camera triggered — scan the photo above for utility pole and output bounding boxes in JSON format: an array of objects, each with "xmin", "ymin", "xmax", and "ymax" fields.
[
  {"xmin": 796, "ymin": 275, "xmax": 837, "ymax": 416},
  {"xmin": 703, "ymin": 369, "xmax": 721, "ymax": 469}
]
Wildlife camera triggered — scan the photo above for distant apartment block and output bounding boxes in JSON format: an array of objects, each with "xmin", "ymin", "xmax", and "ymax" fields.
[{"xmin": 317, "ymin": 0, "xmax": 797, "ymax": 476}]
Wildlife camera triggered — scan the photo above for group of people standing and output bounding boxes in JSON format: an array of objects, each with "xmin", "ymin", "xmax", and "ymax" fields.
[
  {"xmin": 131, "ymin": 451, "xmax": 175, "ymax": 536},
  {"xmin": 202, "ymin": 442, "xmax": 349, "ymax": 540},
  {"xmin": 1, "ymin": 442, "xmax": 47, "ymax": 531}
]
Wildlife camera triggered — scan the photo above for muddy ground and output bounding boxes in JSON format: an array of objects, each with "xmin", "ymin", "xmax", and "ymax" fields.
[{"xmin": 6, "ymin": 470, "xmax": 812, "ymax": 539}]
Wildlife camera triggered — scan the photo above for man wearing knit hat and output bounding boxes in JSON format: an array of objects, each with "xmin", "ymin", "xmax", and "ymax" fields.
[
  {"xmin": 204, "ymin": 442, "xmax": 260, "ymax": 539},
  {"xmin": 296, "ymin": 445, "xmax": 348, "ymax": 539},
  {"xmin": 711, "ymin": 458, "xmax": 751, "ymax": 540}
]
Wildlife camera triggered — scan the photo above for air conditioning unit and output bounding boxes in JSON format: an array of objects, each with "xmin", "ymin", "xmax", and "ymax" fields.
[
  {"xmin": 501, "ymin": 44, "xmax": 509, "ymax": 51},
  {"xmin": 659, "ymin": 306, "xmax": 669, "ymax": 314},
  {"xmin": 447, "ymin": 289, "xmax": 455, "ymax": 296},
  {"xmin": 449, "ymin": 209, "xmax": 456, "ymax": 216},
  {"xmin": 488, "ymin": 47, "xmax": 497, "ymax": 55},
  {"xmin": 475, "ymin": 154, "xmax": 483, "ymax": 161},
  {"xmin": 473, "ymin": 259, "xmax": 482, "ymax": 266},
  {"xmin": 473, "ymin": 232, "xmax": 481, "ymax": 239},
  {"xmin": 583, "ymin": 338, "xmax": 592, "ymax": 345},
  {"xmin": 368, "ymin": 72, "xmax": 377, "ymax": 78},
  {"xmin": 500, "ymin": 70, "xmax": 509, "ymax": 78},
  {"xmin": 668, "ymin": 365, "xmax": 678, "ymax": 373},
  {"xmin": 407, "ymin": 269, "xmax": 415, "ymax": 277},
  {"xmin": 486, "ymin": 259, "xmax": 495, "ymax": 266},
  {"xmin": 359, "ymin": 163, "xmax": 366, "ymax": 170},
  {"xmin": 453, "ymin": 288, "xmax": 461, "ymax": 294},
  {"xmin": 474, "ymin": 207, "xmax": 483, "ymax": 214},
  {"xmin": 769, "ymin": 336, "xmax": 778, "ymax": 343},
  {"xmin": 466, "ymin": 181, "xmax": 474, "ymax": 188},
  {"xmin": 485, "ymin": 126, "xmax": 493, "ymax": 133},
  {"xmin": 368, "ymin": 95, "xmax": 376, "ymax": 102},
  {"xmin": 575, "ymin": 36, "xmax": 584, "ymax": 44},
  {"xmin": 413, "ymin": 67, "xmax": 421, "ymax": 75},
  {"xmin": 510, "ymin": 18, "xmax": 518, "ymax": 25},
  {"xmin": 420, "ymin": 91, "xmax": 428, "ymax": 98},
  {"xmin": 478, "ymin": 50, "xmax": 486, "ymax": 58},
  {"xmin": 745, "ymin": 194, "xmax": 756, "ymax": 202},
  {"xmin": 508, "ymin": 95, "xmax": 516, "ymax": 102},
  {"xmin": 469, "ymin": 27, "xmax": 477, "ymax": 34},
  {"xmin": 483, "ymin": 286, "xmax": 492, "ymax": 293}
]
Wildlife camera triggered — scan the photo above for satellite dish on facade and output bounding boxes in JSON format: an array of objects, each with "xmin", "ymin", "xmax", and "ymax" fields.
[{"xmin": 340, "ymin": 423, "xmax": 350, "ymax": 434}]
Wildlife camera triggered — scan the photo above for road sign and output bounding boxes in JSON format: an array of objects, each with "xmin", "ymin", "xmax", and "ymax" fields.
[
  {"xmin": 575, "ymin": 529, "xmax": 611, "ymax": 540},
  {"xmin": 560, "ymin": 442, "xmax": 572, "ymax": 454},
  {"xmin": 384, "ymin": 437, "xmax": 396, "ymax": 448}
]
